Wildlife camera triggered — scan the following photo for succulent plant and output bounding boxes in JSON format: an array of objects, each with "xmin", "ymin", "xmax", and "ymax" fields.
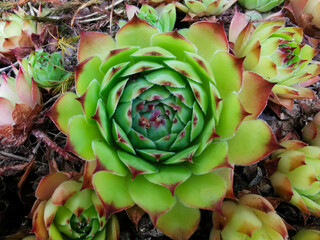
[
  {"xmin": 46, "ymin": 16, "xmax": 280, "ymax": 239},
  {"xmin": 285, "ymin": 0, "xmax": 320, "ymax": 39},
  {"xmin": 21, "ymin": 50, "xmax": 71, "ymax": 88},
  {"xmin": 0, "ymin": 8, "xmax": 37, "ymax": 64},
  {"xmin": 238, "ymin": 0, "xmax": 284, "ymax": 12},
  {"xmin": 124, "ymin": 3, "xmax": 176, "ymax": 32},
  {"xmin": 0, "ymin": 67, "xmax": 42, "ymax": 145},
  {"xmin": 176, "ymin": 0, "xmax": 237, "ymax": 17},
  {"xmin": 292, "ymin": 229, "xmax": 320, "ymax": 240},
  {"xmin": 267, "ymin": 140, "xmax": 320, "ymax": 217},
  {"xmin": 302, "ymin": 112, "xmax": 320, "ymax": 147},
  {"xmin": 210, "ymin": 194, "xmax": 288, "ymax": 240},
  {"xmin": 31, "ymin": 171, "xmax": 119, "ymax": 240},
  {"xmin": 229, "ymin": 10, "xmax": 320, "ymax": 112}
]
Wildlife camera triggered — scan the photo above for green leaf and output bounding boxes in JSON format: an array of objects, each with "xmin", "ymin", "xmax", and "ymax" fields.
[
  {"xmin": 128, "ymin": 175, "xmax": 175, "ymax": 223},
  {"xmin": 145, "ymin": 69, "xmax": 185, "ymax": 88},
  {"xmin": 93, "ymin": 171, "xmax": 134, "ymax": 218},
  {"xmin": 112, "ymin": 120, "xmax": 135, "ymax": 154},
  {"xmin": 156, "ymin": 198, "xmax": 200, "ymax": 240},
  {"xmin": 66, "ymin": 116, "xmax": 102, "ymax": 160},
  {"xmin": 46, "ymin": 92, "xmax": 83, "ymax": 134},
  {"xmin": 176, "ymin": 172, "xmax": 226, "ymax": 211},
  {"xmin": 227, "ymin": 120, "xmax": 281, "ymax": 165},
  {"xmin": 92, "ymin": 140, "xmax": 128, "ymax": 176}
]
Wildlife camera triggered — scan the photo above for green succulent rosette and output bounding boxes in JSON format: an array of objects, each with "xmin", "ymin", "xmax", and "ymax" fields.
[
  {"xmin": 238, "ymin": 0, "xmax": 284, "ymax": 12},
  {"xmin": 229, "ymin": 10, "xmax": 320, "ymax": 111},
  {"xmin": 210, "ymin": 194, "xmax": 288, "ymax": 240},
  {"xmin": 268, "ymin": 140, "xmax": 320, "ymax": 217},
  {"xmin": 47, "ymin": 17, "xmax": 279, "ymax": 239},
  {"xmin": 32, "ymin": 171, "xmax": 119, "ymax": 240},
  {"xmin": 124, "ymin": 3, "xmax": 176, "ymax": 32},
  {"xmin": 21, "ymin": 50, "xmax": 71, "ymax": 88},
  {"xmin": 176, "ymin": 0, "xmax": 237, "ymax": 17}
]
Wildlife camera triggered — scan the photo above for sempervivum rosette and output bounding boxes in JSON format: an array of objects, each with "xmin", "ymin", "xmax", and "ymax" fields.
[
  {"xmin": 229, "ymin": 10, "xmax": 320, "ymax": 113},
  {"xmin": 47, "ymin": 17, "xmax": 279, "ymax": 239},
  {"xmin": 31, "ymin": 171, "xmax": 119, "ymax": 240}
]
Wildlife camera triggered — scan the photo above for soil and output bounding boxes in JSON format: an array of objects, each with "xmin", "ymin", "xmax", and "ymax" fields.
[{"xmin": 1, "ymin": 1, "xmax": 320, "ymax": 239}]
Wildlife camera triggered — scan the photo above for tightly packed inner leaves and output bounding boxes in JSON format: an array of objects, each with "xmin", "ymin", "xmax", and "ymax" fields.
[{"xmin": 2, "ymin": 1, "xmax": 320, "ymax": 240}]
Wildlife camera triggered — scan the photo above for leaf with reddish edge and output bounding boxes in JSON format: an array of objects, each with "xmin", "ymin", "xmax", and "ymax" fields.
[
  {"xmin": 240, "ymin": 72, "xmax": 275, "ymax": 120},
  {"xmin": 269, "ymin": 172, "xmax": 294, "ymax": 201},
  {"xmin": 35, "ymin": 172, "xmax": 69, "ymax": 201},
  {"xmin": 213, "ymin": 167, "xmax": 235, "ymax": 199},
  {"xmin": 229, "ymin": 8, "xmax": 248, "ymax": 44},
  {"xmin": 116, "ymin": 15, "xmax": 158, "ymax": 48},
  {"xmin": 65, "ymin": 115, "xmax": 102, "ymax": 160},
  {"xmin": 92, "ymin": 140, "xmax": 128, "ymax": 176},
  {"xmin": 82, "ymin": 160, "xmax": 96, "ymax": 190},
  {"xmin": 0, "ymin": 97, "xmax": 14, "ymax": 125},
  {"xmin": 45, "ymin": 92, "xmax": 83, "ymax": 135},
  {"xmin": 118, "ymin": 151, "xmax": 158, "ymax": 179},
  {"xmin": 216, "ymin": 92, "xmax": 249, "ymax": 139},
  {"xmin": 126, "ymin": 205, "xmax": 145, "ymax": 229},
  {"xmin": 78, "ymin": 31, "xmax": 116, "ymax": 63},
  {"xmin": 106, "ymin": 215, "xmax": 120, "ymax": 240},
  {"xmin": 151, "ymin": 31, "xmax": 196, "ymax": 61},
  {"xmin": 64, "ymin": 188, "xmax": 93, "ymax": 217},
  {"xmin": 93, "ymin": 171, "xmax": 134, "ymax": 218},
  {"xmin": 186, "ymin": 21, "xmax": 228, "ymax": 62},
  {"xmin": 43, "ymin": 198, "xmax": 59, "ymax": 229},
  {"xmin": 273, "ymin": 85, "xmax": 315, "ymax": 99},
  {"xmin": 227, "ymin": 120, "xmax": 281, "ymax": 165},
  {"xmin": 128, "ymin": 175, "xmax": 175, "ymax": 224},
  {"xmin": 51, "ymin": 180, "xmax": 82, "ymax": 205},
  {"xmin": 189, "ymin": 141, "xmax": 229, "ymax": 175},
  {"xmin": 75, "ymin": 56, "xmax": 104, "ymax": 96},
  {"xmin": 210, "ymin": 51, "xmax": 243, "ymax": 99},
  {"xmin": 144, "ymin": 165, "xmax": 191, "ymax": 196},
  {"xmin": 175, "ymin": 172, "xmax": 226, "ymax": 212},
  {"xmin": 32, "ymin": 201, "xmax": 48, "ymax": 240},
  {"xmin": 16, "ymin": 68, "xmax": 34, "ymax": 107},
  {"xmin": 156, "ymin": 197, "xmax": 200, "ymax": 240}
]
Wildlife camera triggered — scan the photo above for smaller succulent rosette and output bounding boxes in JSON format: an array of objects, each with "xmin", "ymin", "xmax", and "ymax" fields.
[
  {"xmin": 267, "ymin": 140, "xmax": 320, "ymax": 217},
  {"xmin": 292, "ymin": 229, "xmax": 320, "ymax": 240},
  {"xmin": 21, "ymin": 50, "xmax": 71, "ymax": 88},
  {"xmin": 0, "ymin": 67, "xmax": 41, "ymax": 145},
  {"xmin": 124, "ymin": 3, "xmax": 176, "ymax": 32},
  {"xmin": 31, "ymin": 171, "xmax": 119, "ymax": 240},
  {"xmin": 175, "ymin": 0, "xmax": 237, "ymax": 17},
  {"xmin": 238, "ymin": 0, "xmax": 284, "ymax": 12},
  {"xmin": 285, "ymin": 0, "xmax": 320, "ymax": 39},
  {"xmin": 302, "ymin": 112, "xmax": 320, "ymax": 147},
  {"xmin": 0, "ymin": 8, "xmax": 37, "ymax": 64},
  {"xmin": 210, "ymin": 194, "xmax": 288, "ymax": 240},
  {"xmin": 229, "ymin": 10, "xmax": 320, "ymax": 112}
]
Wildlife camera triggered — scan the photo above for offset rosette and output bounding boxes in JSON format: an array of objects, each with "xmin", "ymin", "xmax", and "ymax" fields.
[
  {"xmin": 229, "ymin": 10, "xmax": 320, "ymax": 112},
  {"xmin": 267, "ymin": 140, "xmax": 320, "ymax": 217},
  {"xmin": 238, "ymin": 0, "xmax": 284, "ymax": 12},
  {"xmin": 210, "ymin": 194, "xmax": 288, "ymax": 240},
  {"xmin": 31, "ymin": 172, "xmax": 119, "ymax": 240},
  {"xmin": 47, "ymin": 17, "xmax": 279, "ymax": 239}
]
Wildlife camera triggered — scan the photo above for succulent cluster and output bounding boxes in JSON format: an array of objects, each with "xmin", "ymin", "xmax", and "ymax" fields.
[
  {"xmin": 1, "ymin": 1, "xmax": 320, "ymax": 240},
  {"xmin": 268, "ymin": 140, "xmax": 320, "ymax": 217}
]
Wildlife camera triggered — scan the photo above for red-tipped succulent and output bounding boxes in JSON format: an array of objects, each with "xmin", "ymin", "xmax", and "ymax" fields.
[
  {"xmin": 229, "ymin": 10, "xmax": 320, "ymax": 112},
  {"xmin": 0, "ymin": 67, "xmax": 42, "ymax": 145},
  {"xmin": 46, "ymin": 16, "xmax": 280, "ymax": 239},
  {"xmin": 268, "ymin": 140, "xmax": 320, "ymax": 217},
  {"xmin": 31, "ymin": 171, "xmax": 120, "ymax": 240},
  {"xmin": 302, "ymin": 112, "xmax": 320, "ymax": 147},
  {"xmin": 210, "ymin": 194, "xmax": 288, "ymax": 240}
]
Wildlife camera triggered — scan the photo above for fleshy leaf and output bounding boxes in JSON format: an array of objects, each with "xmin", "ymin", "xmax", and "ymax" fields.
[
  {"xmin": 65, "ymin": 115, "xmax": 102, "ymax": 160},
  {"xmin": 93, "ymin": 171, "xmax": 134, "ymax": 218},
  {"xmin": 156, "ymin": 198, "xmax": 200, "ymax": 240},
  {"xmin": 78, "ymin": 31, "xmax": 116, "ymax": 63},
  {"xmin": 228, "ymin": 120, "xmax": 281, "ymax": 165},
  {"xmin": 128, "ymin": 175, "xmax": 175, "ymax": 224}
]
